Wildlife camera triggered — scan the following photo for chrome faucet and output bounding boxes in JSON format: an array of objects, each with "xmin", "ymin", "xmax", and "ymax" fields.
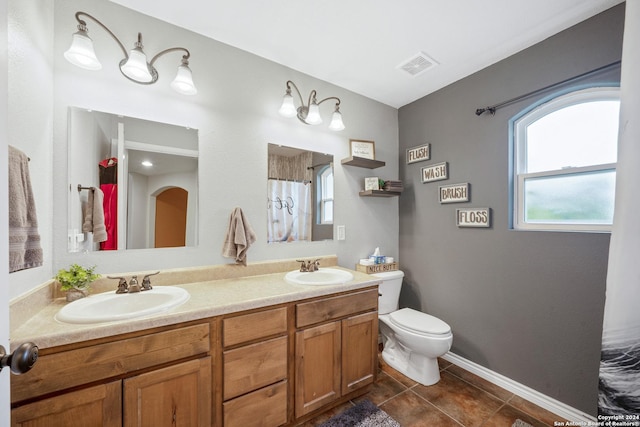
[
  {"xmin": 128, "ymin": 276, "xmax": 141, "ymax": 293},
  {"xmin": 109, "ymin": 272, "xmax": 161, "ymax": 293},
  {"xmin": 297, "ymin": 259, "xmax": 321, "ymax": 272}
]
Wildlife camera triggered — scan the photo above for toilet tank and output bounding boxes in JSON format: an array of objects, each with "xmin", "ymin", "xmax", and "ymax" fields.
[{"xmin": 372, "ymin": 270, "xmax": 404, "ymax": 314}]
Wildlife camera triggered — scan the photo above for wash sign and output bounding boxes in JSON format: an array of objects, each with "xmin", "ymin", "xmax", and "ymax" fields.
[{"xmin": 421, "ymin": 162, "xmax": 448, "ymax": 183}]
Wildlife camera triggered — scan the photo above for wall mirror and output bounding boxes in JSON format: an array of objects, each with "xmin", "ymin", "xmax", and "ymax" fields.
[
  {"xmin": 68, "ymin": 107, "xmax": 198, "ymax": 252},
  {"xmin": 267, "ymin": 143, "xmax": 333, "ymax": 243}
]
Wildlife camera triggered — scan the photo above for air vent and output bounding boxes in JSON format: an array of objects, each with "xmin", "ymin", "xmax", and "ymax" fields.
[{"xmin": 397, "ymin": 52, "xmax": 438, "ymax": 77}]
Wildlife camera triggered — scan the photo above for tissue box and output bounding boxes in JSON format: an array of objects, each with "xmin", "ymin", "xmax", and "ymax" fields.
[{"xmin": 356, "ymin": 262, "xmax": 399, "ymax": 274}]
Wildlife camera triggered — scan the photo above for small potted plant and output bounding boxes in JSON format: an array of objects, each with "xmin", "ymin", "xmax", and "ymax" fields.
[{"xmin": 54, "ymin": 264, "xmax": 101, "ymax": 302}]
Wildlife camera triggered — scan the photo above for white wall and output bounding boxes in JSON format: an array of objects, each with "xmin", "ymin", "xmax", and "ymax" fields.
[
  {"xmin": 7, "ymin": 0, "xmax": 54, "ymax": 298},
  {"xmin": 9, "ymin": 0, "xmax": 399, "ymax": 298}
]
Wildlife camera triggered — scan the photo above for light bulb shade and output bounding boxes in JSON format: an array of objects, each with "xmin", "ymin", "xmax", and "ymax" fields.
[
  {"xmin": 170, "ymin": 64, "xmax": 197, "ymax": 95},
  {"xmin": 64, "ymin": 30, "xmax": 102, "ymax": 71},
  {"xmin": 278, "ymin": 93, "xmax": 297, "ymax": 118},
  {"xmin": 329, "ymin": 110, "xmax": 345, "ymax": 131},
  {"xmin": 305, "ymin": 102, "xmax": 323, "ymax": 125},
  {"xmin": 120, "ymin": 47, "xmax": 153, "ymax": 82}
]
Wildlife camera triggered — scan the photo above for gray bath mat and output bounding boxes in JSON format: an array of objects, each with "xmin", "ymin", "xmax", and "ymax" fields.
[{"xmin": 319, "ymin": 399, "xmax": 400, "ymax": 427}]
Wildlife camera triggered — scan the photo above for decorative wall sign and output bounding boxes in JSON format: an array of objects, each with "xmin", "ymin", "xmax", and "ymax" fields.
[
  {"xmin": 350, "ymin": 139, "xmax": 376, "ymax": 160},
  {"xmin": 456, "ymin": 207, "xmax": 491, "ymax": 228},
  {"xmin": 364, "ymin": 177, "xmax": 380, "ymax": 190},
  {"xmin": 406, "ymin": 143, "xmax": 430, "ymax": 164},
  {"xmin": 421, "ymin": 162, "xmax": 448, "ymax": 183},
  {"xmin": 439, "ymin": 183, "xmax": 470, "ymax": 204}
]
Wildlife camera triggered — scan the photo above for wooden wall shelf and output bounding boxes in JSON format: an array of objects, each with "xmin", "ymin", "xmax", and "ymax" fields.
[
  {"xmin": 359, "ymin": 190, "xmax": 401, "ymax": 197},
  {"xmin": 341, "ymin": 156, "xmax": 386, "ymax": 169}
]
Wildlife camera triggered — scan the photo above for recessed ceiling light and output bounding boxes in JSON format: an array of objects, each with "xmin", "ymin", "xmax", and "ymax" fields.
[{"xmin": 141, "ymin": 160, "xmax": 153, "ymax": 167}]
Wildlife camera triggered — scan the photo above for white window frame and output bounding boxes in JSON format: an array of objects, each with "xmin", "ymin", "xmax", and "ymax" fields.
[
  {"xmin": 317, "ymin": 165, "xmax": 333, "ymax": 225},
  {"xmin": 512, "ymin": 86, "xmax": 619, "ymax": 232}
]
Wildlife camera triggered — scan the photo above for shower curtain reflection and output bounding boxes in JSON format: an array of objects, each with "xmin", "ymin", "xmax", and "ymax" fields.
[{"xmin": 267, "ymin": 179, "xmax": 312, "ymax": 243}]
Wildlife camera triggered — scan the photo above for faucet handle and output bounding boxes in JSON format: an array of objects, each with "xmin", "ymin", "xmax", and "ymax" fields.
[
  {"xmin": 296, "ymin": 260, "xmax": 308, "ymax": 272},
  {"xmin": 141, "ymin": 271, "xmax": 159, "ymax": 291},
  {"xmin": 108, "ymin": 276, "xmax": 128, "ymax": 294}
]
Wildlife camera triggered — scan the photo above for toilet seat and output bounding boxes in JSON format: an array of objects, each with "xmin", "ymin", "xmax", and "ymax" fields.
[{"xmin": 389, "ymin": 308, "xmax": 451, "ymax": 337}]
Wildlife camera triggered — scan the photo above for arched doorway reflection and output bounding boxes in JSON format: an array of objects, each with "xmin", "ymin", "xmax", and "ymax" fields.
[{"xmin": 154, "ymin": 187, "xmax": 188, "ymax": 248}]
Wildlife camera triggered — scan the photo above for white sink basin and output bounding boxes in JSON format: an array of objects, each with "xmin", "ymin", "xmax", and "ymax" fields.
[
  {"xmin": 285, "ymin": 268, "xmax": 354, "ymax": 286},
  {"xmin": 55, "ymin": 286, "xmax": 190, "ymax": 324}
]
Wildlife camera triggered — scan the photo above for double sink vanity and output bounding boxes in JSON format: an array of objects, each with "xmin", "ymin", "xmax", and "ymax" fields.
[{"xmin": 9, "ymin": 256, "xmax": 381, "ymax": 427}]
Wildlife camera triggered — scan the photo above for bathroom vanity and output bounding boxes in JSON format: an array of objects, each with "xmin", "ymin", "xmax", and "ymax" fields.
[{"xmin": 9, "ymin": 258, "xmax": 379, "ymax": 427}]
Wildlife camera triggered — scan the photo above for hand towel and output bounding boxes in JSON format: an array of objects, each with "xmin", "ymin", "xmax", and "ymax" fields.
[
  {"xmin": 8, "ymin": 145, "xmax": 43, "ymax": 272},
  {"xmin": 222, "ymin": 207, "xmax": 257, "ymax": 266},
  {"xmin": 81, "ymin": 188, "xmax": 107, "ymax": 243},
  {"xmin": 81, "ymin": 189, "xmax": 94, "ymax": 233},
  {"xmin": 91, "ymin": 188, "xmax": 108, "ymax": 243}
]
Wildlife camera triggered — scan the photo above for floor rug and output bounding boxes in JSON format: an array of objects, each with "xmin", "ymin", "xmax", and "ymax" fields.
[{"xmin": 319, "ymin": 399, "xmax": 401, "ymax": 427}]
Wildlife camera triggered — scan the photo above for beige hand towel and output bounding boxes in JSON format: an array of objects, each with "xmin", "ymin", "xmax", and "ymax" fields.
[
  {"xmin": 82, "ymin": 188, "xmax": 95, "ymax": 233},
  {"xmin": 222, "ymin": 207, "xmax": 257, "ymax": 266},
  {"xmin": 91, "ymin": 188, "xmax": 108, "ymax": 243},
  {"xmin": 81, "ymin": 188, "xmax": 107, "ymax": 242},
  {"xmin": 8, "ymin": 145, "xmax": 43, "ymax": 273}
]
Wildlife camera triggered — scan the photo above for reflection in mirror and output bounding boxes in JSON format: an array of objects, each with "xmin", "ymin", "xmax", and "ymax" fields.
[
  {"xmin": 68, "ymin": 108, "xmax": 198, "ymax": 252},
  {"xmin": 267, "ymin": 144, "xmax": 333, "ymax": 243}
]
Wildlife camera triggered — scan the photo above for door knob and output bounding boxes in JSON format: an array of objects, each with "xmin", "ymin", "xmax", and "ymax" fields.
[{"xmin": 0, "ymin": 342, "xmax": 38, "ymax": 375}]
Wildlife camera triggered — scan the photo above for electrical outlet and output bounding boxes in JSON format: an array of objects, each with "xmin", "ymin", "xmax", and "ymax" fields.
[{"xmin": 337, "ymin": 225, "xmax": 346, "ymax": 240}]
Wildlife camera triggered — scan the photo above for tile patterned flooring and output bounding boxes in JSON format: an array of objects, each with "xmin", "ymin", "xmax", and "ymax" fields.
[{"xmin": 300, "ymin": 356, "xmax": 561, "ymax": 427}]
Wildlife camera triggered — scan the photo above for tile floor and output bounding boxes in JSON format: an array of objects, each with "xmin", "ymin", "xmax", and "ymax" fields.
[{"xmin": 300, "ymin": 356, "xmax": 562, "ymax": 427}]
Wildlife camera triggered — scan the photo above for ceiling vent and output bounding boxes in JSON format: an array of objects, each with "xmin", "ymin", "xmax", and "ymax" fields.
[{"xmin": 397, "ymin": 52, "xmax": 439, "ymax": 77}]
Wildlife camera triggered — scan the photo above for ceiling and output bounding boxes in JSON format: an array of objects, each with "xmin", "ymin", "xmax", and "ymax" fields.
[{"xmin": 110, "ymin": 0, "xmax": 623, "ymax": 108}]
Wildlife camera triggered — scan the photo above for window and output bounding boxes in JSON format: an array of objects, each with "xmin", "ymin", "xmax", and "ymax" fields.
[
  {"xmin": 512, "ymin": 87, "xmax": 619, "ymax": 232},
  {"xmin": 317, "ymin": 165, "xmax": 333, "ymax": 224}
]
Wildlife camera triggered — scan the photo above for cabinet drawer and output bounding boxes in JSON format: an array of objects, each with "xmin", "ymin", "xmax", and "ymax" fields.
[
  {"xmin": 11, "ymin": 323, "xmax": 210, "ymax": 403},
  {"xmin": 223, "ymin": 306, "xmax": 287, "ymax": 347},
  {"xmin": 223, "ymin": 336, "xmax": 288, "ymax": 400},
  {"xmin": 223, "ymin": 380, "xmax": 288, "ymax": 427},
  {"xmin": 296, "ymin": 288, "xmax": 378, "ymax": 328},
  {"xmin": 11, "ymin": 380, "xmax": 121, "ymax": 427}
]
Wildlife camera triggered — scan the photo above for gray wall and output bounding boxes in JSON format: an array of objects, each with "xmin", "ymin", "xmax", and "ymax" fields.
[{"xmin": 398, "ymin": 4, "xmax": 624, "ymax": 415}]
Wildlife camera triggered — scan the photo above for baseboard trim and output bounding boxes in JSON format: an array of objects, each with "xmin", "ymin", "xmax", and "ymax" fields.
[{"xmin": 442, "ymin": 352, "xmax": 596, "ymax": 423}]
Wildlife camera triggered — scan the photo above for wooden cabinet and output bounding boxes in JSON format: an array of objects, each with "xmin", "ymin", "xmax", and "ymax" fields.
[
  {"xmin": 12, "ymin": 285, "xmax": 378, "ymax": 427},
  {"xmin": 123, "ymin": 357, "xmax": 211, "ymax": 427},
  {"xmin": 222, "ymin": 307, "xmax": 289, "ymax": 427},
  {"xmin": 11, "ymin": 322, "xmax": 211, "ymax": 427},
  {"xmin": 341, "ymin": 311, "xmax": 378, "ymax": 395},
  {"xmin": 11, "ymin": 381, "xmax": 122, "ymax": 427},
  {"xmin": 294, "ymin": 289, "xmax": 378, "ymax": 418}
]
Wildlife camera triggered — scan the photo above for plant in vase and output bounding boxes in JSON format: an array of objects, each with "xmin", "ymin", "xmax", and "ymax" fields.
[{"xmin": 54, "ymin": 264, "xmax": 101, "ymax": 302}]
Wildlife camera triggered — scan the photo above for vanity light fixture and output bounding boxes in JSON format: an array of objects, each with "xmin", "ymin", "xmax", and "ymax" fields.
[
  {"xmin": 64, "ymin": 11, "xmax": 197, "ymax": 95},
  {"xmin": 278, "ymin": 80, "xmax": 345, "ymax": 131}
]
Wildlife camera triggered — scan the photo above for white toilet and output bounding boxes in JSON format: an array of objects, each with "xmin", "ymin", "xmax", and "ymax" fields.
[{"xmin": 374, "ymin": 270, "xmax": 453, "ymax": 386}]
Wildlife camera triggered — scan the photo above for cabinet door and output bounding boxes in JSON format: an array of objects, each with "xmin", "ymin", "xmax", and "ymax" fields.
[
  {"xmin": 341, "ymin": 311, "xmax": 378, "ymax": 395},
  {"xmin": 223, "ymin": 380, "xmax": 288, "ymax": 427},
  {"xmin": 11, "ymin": 381, "xmax": 121, "ymax": 427},
  {"xmin": 123, "ymin": 357, "xmax": 212, "ymax": 427},
  {"xmin": 295, "ymin": 322, "xmax": 341, "ymax": 417}
]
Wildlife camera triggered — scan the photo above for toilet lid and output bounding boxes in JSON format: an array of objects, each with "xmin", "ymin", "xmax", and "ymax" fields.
[{"xmin": 389, "ymin": 308, "xmax": 451, "ymax": 335}]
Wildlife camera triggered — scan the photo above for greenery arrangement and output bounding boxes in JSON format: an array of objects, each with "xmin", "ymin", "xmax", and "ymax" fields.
[{"xmin": 54, "ymin": 264, "xmax": 101, "ymax": 292}]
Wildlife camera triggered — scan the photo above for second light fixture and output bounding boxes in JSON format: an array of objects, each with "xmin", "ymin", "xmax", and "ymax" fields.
[{"xmin": 278, "ymin": 80, "xmax": 345, "ymax": 131}]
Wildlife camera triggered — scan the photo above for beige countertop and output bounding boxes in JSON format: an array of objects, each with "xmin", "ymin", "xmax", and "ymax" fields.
[{"xmin": 10, "ymin": 259, "xmax": 381, "ymax": 351}]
